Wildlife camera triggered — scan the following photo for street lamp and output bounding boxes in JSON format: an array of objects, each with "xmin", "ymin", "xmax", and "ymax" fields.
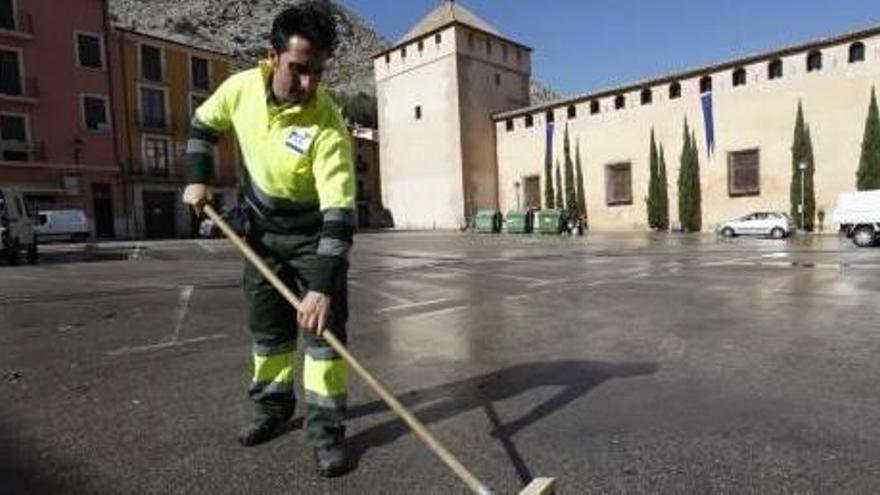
[{"xmin": 799, "ymin": 161, "xmax": 807, "ymax": 230}]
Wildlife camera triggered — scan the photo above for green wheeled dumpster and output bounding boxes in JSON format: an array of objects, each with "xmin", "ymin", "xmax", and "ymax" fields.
[
  {"xmin": 535, "ymin": 209, "xmax": 566, "ymax": 234},
  {"xmin": 473, "ymin": 210, "xmax": 503, "ymax": 233},
  {"xmin": 505, "ymin": 210, "xmax": 533, "ymax": 234}
]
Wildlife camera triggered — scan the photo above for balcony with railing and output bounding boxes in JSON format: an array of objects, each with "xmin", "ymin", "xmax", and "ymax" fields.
[
  {"xmin": 0, "ymin": 9, "xmax": 34, "ymax": 39},
  {"xmin": 0, "ymin": 140, "xmax": 45, "ymax": 162},
  {"xmin": 0, "ymin": 77, "xmax": 40, "ymax": 103}
]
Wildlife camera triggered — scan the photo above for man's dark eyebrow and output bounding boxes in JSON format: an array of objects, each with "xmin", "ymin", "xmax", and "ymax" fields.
[{"xmin": 289, "ymin": 61, "xmax": 324, "ymax": 74}]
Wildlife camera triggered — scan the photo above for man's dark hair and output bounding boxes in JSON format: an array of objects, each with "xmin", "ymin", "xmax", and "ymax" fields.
[{"xmin": 270, "ymin": 1, "xmax": 338, "ymax": 55}]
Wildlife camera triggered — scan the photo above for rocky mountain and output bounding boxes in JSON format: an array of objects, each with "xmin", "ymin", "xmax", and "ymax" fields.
[{"xmin": 109, "ymin": 0, "xmax": 558, "ymax": 105}]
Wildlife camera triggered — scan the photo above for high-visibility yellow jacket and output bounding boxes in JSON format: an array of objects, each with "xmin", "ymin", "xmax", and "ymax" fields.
[{"xmin": 186, "ymin": 60, "xmax": 355, "ymax": 292}]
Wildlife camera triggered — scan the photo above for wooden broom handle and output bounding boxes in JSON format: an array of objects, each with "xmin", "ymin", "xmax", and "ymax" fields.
[{"xmin": 202, "ymin": 204, "xmax": 493, "ymax": 495}]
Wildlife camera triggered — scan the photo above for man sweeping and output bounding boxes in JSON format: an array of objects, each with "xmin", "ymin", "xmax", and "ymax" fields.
[{"xmin": 182, "ymin": 1, "xmax": 355, "ymax": 478}]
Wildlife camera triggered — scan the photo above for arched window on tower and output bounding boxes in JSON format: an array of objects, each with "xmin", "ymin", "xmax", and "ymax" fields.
[
  {"xmin": 849, "ymin": 42, "xmax": 866, "ymax": 63},
  {"xmin": 699, "ymin": 76, "xmax": 712, "ymax": 93},
  {"xmin": 768, "ymin": 59, "xmax": 783, "ymax": 80},
  {"xmin": 732, "ymin": 67, "xmax": 747, "ymax": 87},
  {"xmin": 669, "ymin": 81, "xmax": 681, "ymax": 99},
  {"xmin": 806, "ymin": 50, "xmax": 822, "ymax": 72}
]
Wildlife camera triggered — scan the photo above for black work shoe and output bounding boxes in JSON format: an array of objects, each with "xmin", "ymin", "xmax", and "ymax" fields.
[
  {"xmin": 313, "ymin": 443, "xmax": 351, "ymax": 478},
  {"xmin": 237, "ymin": 416, "xmax": 289, "ymax": 447}
]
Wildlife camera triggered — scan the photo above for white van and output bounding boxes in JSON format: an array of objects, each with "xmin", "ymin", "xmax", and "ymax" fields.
[
  {"xmin": 35, "ymin": 209, "xmax": 90, "ymax": 242},
  {"xmin": 0, "ymin": 187, "xmax": 38, "ymax": 264},
  {"xmin": 831, "ymin": 190, "xmax": 880, "ymax": 247}
]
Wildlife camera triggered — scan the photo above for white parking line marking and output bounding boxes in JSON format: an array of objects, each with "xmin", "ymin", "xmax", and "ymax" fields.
[
  {"xmin": 376, "ymin": 298, "xmax": 448, "ymax": 313},
  {"xmin": 762, "ymin": 252, "xmax": 790, "ymax": 258},
  {"xmin": 432, "ymin": 265, "xmax": 548, "ymax": 284},
  {"xmin": 394, "ymin": 305, "xmax": 468, "ymax": 322},
  {"xmin": 106, "ymin": 333, "xmax": 227, "ymax": 357},
  {"xmin": 170, "ymin": 285, "xmax": 194, "ymax": 341}
]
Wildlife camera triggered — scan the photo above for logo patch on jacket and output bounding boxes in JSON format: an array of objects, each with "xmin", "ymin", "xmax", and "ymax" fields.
[{"xmin": 285, "ymin": 128, "xmax": 313, "ymax": 155}]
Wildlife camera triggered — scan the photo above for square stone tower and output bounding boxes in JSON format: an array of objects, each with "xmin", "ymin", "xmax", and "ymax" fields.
[{"xmin": 373, "ymin": 1, "xmax": 532, "ymax": 229}]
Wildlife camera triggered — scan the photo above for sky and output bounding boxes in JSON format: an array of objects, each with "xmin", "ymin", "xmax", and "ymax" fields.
[{"xmin": 338, "ymin": 0, "xmax": 880, "ymax": 96}]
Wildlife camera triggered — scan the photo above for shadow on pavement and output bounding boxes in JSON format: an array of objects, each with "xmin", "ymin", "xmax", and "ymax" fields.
[{"xmin": 345, "ymin": 360, "xmax": 658, "ymax": 484}]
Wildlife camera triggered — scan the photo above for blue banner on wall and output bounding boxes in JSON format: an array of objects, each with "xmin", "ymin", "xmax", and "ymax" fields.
[{"xmin": 700, "ymin": 92, "xmax": 715, "ymax": 157}]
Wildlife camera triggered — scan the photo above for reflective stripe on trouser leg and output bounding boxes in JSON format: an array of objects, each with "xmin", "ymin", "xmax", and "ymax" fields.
[
  {"xmin": 303, "ymin": 344, "xmax": 347, "ymax": 446},
  {"xmin": 249, "ymin": 348, "xmax": 296, "ymax": 418}
]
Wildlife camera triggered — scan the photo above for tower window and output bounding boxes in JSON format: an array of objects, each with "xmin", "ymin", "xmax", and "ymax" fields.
[
  {"xmin": 417, "ymin": 40, "xmax": 424, "ymax": 52},
  {"xmin": 669, "ymin": 81, "xmax": 681, "ymax": 99},
  {"xmin": 590, "ymin": 100, "xmax": 600, "ymax": 115},
  {"xmin": 640, "ymin": 88, "xmax": 652, "ymax": 105},
  {"xmin": 732, "ymin": 67, "xmax": 746, "ymax": 87},
  {"xmin": 567, "ymin": 105, "xmax": 576, "ymax": 119},
  {"xmin": 545, "ymin": 110, "xmax": 555, "ymax": 123},
  {"xmin": 505, "ymin": 119, "xmax": 514, "ymax": 132},
  {"xmin": 415, "ymin": 105, "xmax": 422, "ymax": 120},
  {"xmin": 385, "ymin": 53, "xmax": 390, "ymax": 64},
  {"xmin": 768, "ymin": 59, "xmax": 783, "ymax": 80},
  {"xmin": 849, "ymin": 42, "xmax": 865, "ymax": 63},
  {"xmin": 486, "ymin": 39, "xmax": 492, "ymax": 56},
  {"xmin": 401, "ymin": 46, "xmax": 407, "ymax": 59},
  {"xmin": 435, "ymin": 33, "xmax": 442, "ymax": 45},
  {"xmin": 614, "ymin": 95, "xmax": 625, "ymax": 110},
  {"xmin": 700, "ymin": 76, "xmax": 712, "ymax": 93},
  {"xmin": 525, "ymin": 115, "xmax": 533, "ymax": 128},
  {"xmin": 807, "ymin": 50, "xmax": 822, "ymax": 72}
]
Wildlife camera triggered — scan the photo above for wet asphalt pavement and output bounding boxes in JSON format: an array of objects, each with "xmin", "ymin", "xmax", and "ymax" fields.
[{"xmin": 1, "ymin": 232, "xmax": 880, "ymax": 494}]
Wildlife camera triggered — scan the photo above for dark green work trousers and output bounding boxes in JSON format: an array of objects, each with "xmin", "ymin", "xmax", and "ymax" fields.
[{"xmin": 243, "ymin": 226, "xmax": 348, "ymax": 447}]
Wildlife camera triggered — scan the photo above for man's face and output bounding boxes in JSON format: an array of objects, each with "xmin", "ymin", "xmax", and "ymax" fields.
[{"xmin": 269, "ymin": 35, "xmax": 328, "ymax": 106}]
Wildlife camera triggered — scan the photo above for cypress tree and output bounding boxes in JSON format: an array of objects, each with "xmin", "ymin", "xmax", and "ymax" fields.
[
  {"xmin": 563, "ymin": 125, "xmax": 577, "ymax": 212},
  {"xmin": 657, "ymin": 143, "xmax": 670, "ymax": 231},
  {"xmin": 857, "ymin": 87, "xmax": 880, "ymax": 190},
  {"xmin": 691, "ymin": 130, "xmax": 702, "ymax": 232},
  {"xmin": 555, "ymin": 160, "xmax": 564, "ymax": 210},
  {"xmin": 646, "ymin": 129, "xmax": 660, "ymax": 229},
  {"xmin": 790, "ymin": 102, "xmax": 816, "ymax": 230},
  {"xmin": 678, "ymin": 120, "xmax": 703, "ymax": 232},
  {"xmin": 678, "ymin": 120, "xmax": 692, "ymax": 231},
  {"xmin": 575, "ymin": 140, "xmax": 586, "ymax": 218}
]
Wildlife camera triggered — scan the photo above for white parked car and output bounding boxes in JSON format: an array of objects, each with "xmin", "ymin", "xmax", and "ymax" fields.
[
  {"xmin": 831, "ymin": 190, "xmax": 880, "ymax": 247},
  {"xmin": 717, "ymin": 212, "xmax": 794, "ymax": 239},
  {"xmin": 35, "ymin": 209, "xmax": 90, "ymax": 242},
  {"xmin": 0, "ymin": 187, "xmax": 38, "ymax": 264}
]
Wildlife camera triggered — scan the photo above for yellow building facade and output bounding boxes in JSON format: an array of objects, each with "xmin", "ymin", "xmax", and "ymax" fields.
[{"xmin": 109, "ymin": 28, "xmax": 238, "ymax": 238}]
